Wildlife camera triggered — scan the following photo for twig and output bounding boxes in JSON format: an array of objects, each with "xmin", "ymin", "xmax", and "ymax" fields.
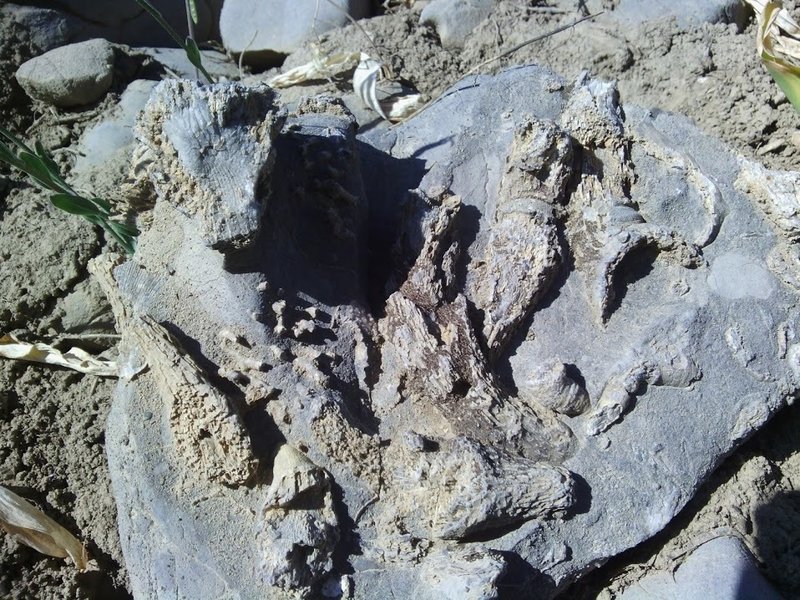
[
  {"xmin": 392, "ymin": 11, "xmax": 603, "ymax": 126},
  {"xmin": 319, "ymin": 0, "xmax": 385, "ymax": 63},
  {"xmin": 239, "ymin": 29, "xmax": 258, "ymax": 78},
  {"xmin": 464, "ymin": 11, "xmax": 603, "ymax": 76},
  {"xmin": 354, "ymin": 494, "xmax": 379, "ymax": 523}
]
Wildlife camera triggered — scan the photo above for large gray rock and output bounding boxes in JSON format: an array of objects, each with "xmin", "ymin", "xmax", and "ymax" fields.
[
  {"xmin": 1, "ymin": 4, "xmax": 80, "ymax": 53},
  {"xmin": 220, "ymin": 0, "xmax": 371, "ymax": 67},
  {"xmin": 91, "ymin": 67, "xmax": 800, "ymax": 599},
  {"xmin": 48, "ymin": 0, "xmax": 222, "ymax": 44},
  {"xmin": 15, "ymin": 38, "xmax": 114, "ymax": 107}
]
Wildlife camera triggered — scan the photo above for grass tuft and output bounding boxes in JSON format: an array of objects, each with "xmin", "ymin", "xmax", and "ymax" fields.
[{"xmin": 0, "ymin": 125, "xmax": 138, "ymax": 255}]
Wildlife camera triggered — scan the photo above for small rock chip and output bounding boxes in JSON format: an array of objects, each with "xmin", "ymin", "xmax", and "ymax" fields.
[{"xmin": 16, "ymin": 38, "xmax": 115, "ymax": 108}]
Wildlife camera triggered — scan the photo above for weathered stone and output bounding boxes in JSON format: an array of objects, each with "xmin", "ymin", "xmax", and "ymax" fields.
[
  {"xmin": 46, "ymin": 0, "xmax": 222, "ymax": 45},
  {"xmin": 1, "ymin": 4, "xmax": 80, "ymax": 53},
  {"xmin": 15, "ymin": 38, "xmax": 114, "ymax": 107},
  {"xmin": 220, "ymin": 0, "xmax": 371, "ymax": 67},
  {"xmin": 93, "ymin": 66, "xmax": 800, "ymax": 600},
  {"xmin": 135, "ymin": 80, "xmax": 284, "ymax": 250}
]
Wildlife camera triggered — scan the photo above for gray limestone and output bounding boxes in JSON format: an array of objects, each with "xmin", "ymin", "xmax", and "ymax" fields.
[
  {"xmin": 90, "ymin": 66, "xmax": 800, "ymax": 599},
  {"xmin": 15, "ymin": 38, "xmax": 114, "ymax": 107}
]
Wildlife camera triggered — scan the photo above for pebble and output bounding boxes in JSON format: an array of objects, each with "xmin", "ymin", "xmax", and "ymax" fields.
[
  {"xmin": 420, "ymin": 0, "xmax": 496, "ymax": 49},
  {"xmin": 15, "ymin": 39, "xmax": 115, "ymax": 108}
]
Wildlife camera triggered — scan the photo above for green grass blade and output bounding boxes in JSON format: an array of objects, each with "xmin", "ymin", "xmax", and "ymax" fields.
[
  {"xmin": 0, "ymin": 141, "xmax": 26, "ymax": 171},
  {"xmin": 106, "ymin": 221, "xmax": 138, "ymax": 254},
  {"xmin": 108, "ymin": 221, "xmax": 139, "ymax": 237},
  {"xmin": 184, "ymin": 37, "xmax": 214, "ymax": 83},
  {"xmin": 18, "ymin": 151, "xmax": 58, "ymax": 189},
  {"xmin": 186, "ymin": 0, "xmax": 199, "ymax": 25},
  {"xmin": 50, "ymin": 193, "xmax": 105, "ymax": 217},
  {"xmin": 764, "ymin": 60, "xmax": 800, "ymax": 113},
  {"xmin": 90, "ymin": 197, "xmax": 112, "ymax": 214},
  {"xmin": 0, "ymin": 123, "xmax": 138, "ymax": 255},
  {"xmin": 0, "ymin": 125, "xmax": 34, "ymax": 154}
]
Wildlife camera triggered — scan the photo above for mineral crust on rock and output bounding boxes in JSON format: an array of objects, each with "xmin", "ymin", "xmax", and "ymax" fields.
[{"xmin": 94, "ymin": 66, "xmax": 800, "ymax": 599}]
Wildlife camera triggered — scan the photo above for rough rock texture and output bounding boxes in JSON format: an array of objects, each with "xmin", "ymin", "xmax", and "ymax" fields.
[
  {"xmin": 15, "ymin": 38, "xmax": 114, "ymax": 107},
  {"xmin": 135, "ymin": 80, "xmax": 284, "ymax": 250},
  {"xmin": 93, "ymin": 66, "xmax": 800, "ymax": 599},
  {"xmin": 220, "ymin": 0, "xmax": 371, "ymax": 66}
]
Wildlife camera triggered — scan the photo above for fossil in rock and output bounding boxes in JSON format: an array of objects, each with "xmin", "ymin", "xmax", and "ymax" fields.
[
  {"xmin": 135, "ymin": 80, "xmax": 284, "ymax": 250},
  {"xmin": 386, "ymin": 435, "xmax": 575, "ymax": 540}
]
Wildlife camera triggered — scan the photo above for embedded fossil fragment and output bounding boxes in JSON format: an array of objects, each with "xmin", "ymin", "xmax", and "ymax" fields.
[
  {"xmin": 90, "ymin": 255, "xmax": 257, "ymax": 486},
  {"xmin": 586, "ymin": 311, "xmax": 703, "ymax": 435},
  {"xmin": 135, "ymin": 80, "xmax": 284, "ymax": 250},
  {"xmin": 467, "ymin": 118, "xmax": 572, "ymax": 358},
  {"xmin": 421, "ymin": 546, "xmax": 508, "ymax": 600},
  {"xmin": 260, "ymin": 444, "xmax": 339, "ymax": 593},
  {"xmin": 387, "ymin": 435, "xmax": 575, "ymax": 540},
  {"xmin": 519, "ymin": 360, "xmax": 590, "ymax": 417},
  {"xmin": 375, "ymin": 190, "xmax": 575, "ymax": 462},
  {"xmin": 593, "ymin": 224, "xmax": 704, "ymax": 323}
]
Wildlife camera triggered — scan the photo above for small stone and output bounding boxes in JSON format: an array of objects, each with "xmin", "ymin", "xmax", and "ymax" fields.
[
  {"xmin": 420, "ymin": 0, "xmax": 496, "ymax": 49},
  {"xmin": 757, "ymin": 137, "xmax": 787, "ymax": 156},
  {"xmin": 15, "ymin": 39, "xmax": 115, "ymax": 107}
]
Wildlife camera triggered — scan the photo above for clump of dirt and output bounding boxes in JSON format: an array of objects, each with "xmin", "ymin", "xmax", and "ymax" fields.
[{"xmin": 0, "ymin": 365, "xmax": 128, "ymax": 599}]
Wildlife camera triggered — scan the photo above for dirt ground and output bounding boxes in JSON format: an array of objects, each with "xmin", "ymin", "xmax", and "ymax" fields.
[{"xmin": 1, "ymin": 1, "xmax": 799, "ymax": 598}]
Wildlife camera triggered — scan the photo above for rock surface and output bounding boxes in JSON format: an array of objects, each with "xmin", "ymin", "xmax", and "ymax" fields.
[
  {"xmin": 15, "ymin": 38, "xmax": 114, "ymax": 107},
  {"xmin": 92, "ymin": 66, "xmax": 800, "ymax": 599},
  {"xmin": 47, "ymin": 0, "xmax": 221, "ymax": 45},
  {"xmin": 220, "ymin": 0, "xmax": 371, "ymax": 66},
  {"xmin": 619, "ymin": 535, "xmax": 783, "ymax": 600}
]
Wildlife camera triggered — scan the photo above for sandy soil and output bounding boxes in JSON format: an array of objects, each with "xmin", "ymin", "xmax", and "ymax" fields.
[{"xmin": 0, "ymin": 1, "xmax": 799, "ymax": 598}]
